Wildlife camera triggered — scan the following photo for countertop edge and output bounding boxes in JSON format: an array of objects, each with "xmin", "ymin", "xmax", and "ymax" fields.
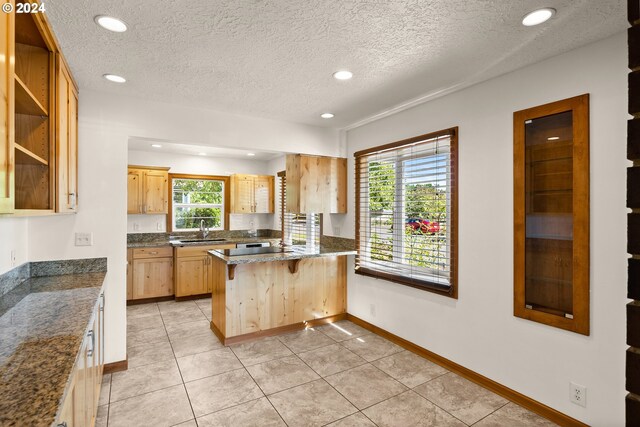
[{"xmin": 207, "ymin": 248, "xmax": 356, "ymax": 264}]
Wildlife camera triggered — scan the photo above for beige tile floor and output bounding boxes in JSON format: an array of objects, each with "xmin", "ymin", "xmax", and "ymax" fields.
[{"xmin": 97, "ymin": 298, "xmax": 558, "ymax": 427}]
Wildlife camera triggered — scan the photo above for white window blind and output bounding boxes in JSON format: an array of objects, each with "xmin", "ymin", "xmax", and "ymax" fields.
[
  {"xmin": 355, "ymin": 128, "xmax": 458, "ymax": 297},
  {"xmin": 278, "ymin": 172, "xmax": 320, "ymax": 247}
]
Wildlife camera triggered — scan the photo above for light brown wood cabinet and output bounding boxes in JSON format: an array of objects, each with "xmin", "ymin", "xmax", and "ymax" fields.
[
  {"xmin": 230, "ymin": 174, "xmax": 274, "ymax": 213},
  {"xmin": 286, "ymin": 154, "xmax": 347, "ymax": 214},
  {"xmin": 128, "ymin": 246, "xmax": 174, "ymax": 300},
  {"xmin": 56, "ymin": 54, "xmax": 78, "ymax": 212},
  {"xmin": 57, "ymin": 292, "xmax": 105, "ymax": 427},
  {"xmin": 0, "ymin": 7, "xmax": 14, "ymax": 213},
  {"xmin": 175, "ymin": 244, "xmax": 235, "ymax": 297},
  {"xmin": 127, "ymin": 166, "xmax": 170, "ymax": 214},
  {"xmin": 0, "ymin": 7, "xmax": 80, "ymax": 215}
]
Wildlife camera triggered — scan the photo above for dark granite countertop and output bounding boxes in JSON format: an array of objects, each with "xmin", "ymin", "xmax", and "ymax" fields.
[
  {"xmin": 127, "ymin": 241, "xmax": 173, "ymax": 248},
  {"xmin": 0, "ymin": 271, "xmax": 106, "ymax": 426},
  {"xmin": 128, "ymin": 237, "xmax": 281, "ymax": 248},
  {"xmin": 208, "ymin": 245, "xmax": 356, "ymax": 265}
]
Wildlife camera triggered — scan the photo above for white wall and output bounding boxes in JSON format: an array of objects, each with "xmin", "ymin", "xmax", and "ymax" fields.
[
  {"xmin": 344, "ymin": 32, "xmax": 627, "ymax": 426},
  {"xmin": 0, "ymin": 218, "xmax": 28, "ymax": 274},
  {"xmin": 86, "ymin": 91, "xmax": 339, "ymax": 157},
  {"xmin": 126, "ymin": 149, "xmax": 274, "ymax": 233},
  {"xmin": 21, "ymin": 88, "xmax": 340, "ymax": 366}
]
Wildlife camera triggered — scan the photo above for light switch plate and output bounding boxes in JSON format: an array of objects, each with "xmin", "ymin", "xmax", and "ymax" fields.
[{"xmin": 75, "ymin": 232, "xmax": 93, "ymax": 246}]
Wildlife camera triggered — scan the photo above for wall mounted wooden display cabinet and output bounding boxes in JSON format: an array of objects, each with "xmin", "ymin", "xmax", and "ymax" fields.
[{"xmin": 513, "ymin": 94, "xmax": 590, "ymax": 335}]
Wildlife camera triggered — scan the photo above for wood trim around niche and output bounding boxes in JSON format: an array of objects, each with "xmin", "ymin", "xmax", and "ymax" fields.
[
  {"xmin": 167, "ymin": 173, "xmax": 230, "ymax": 232},
  {"xmin": 513, "ymin": 94, "xmax": 590, "ymax": 335},
  {"xmin": 346, "ymin": 314, "xmax": 588, "ymax": 427}
]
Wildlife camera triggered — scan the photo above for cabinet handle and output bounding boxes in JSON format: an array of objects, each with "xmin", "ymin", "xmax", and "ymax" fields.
[
  {"xmin": 87, "ymin": 330, "xmax": 94, "ymax": 357},
  {"xmin": 57, "ymin": 423, "xmax": 68, "ymax": 427},
  {"xmin": 143, "ymin": 205, "xmax": 147, "ymax": 213},
  {"xmin": 69, "ymin": 193, "xmax": 76, "ymax": 209},
  {"xmin": 149, "ymin": 251, "xmax": 158, "ymax": 255},
  {"xmin": 100, "ymin": 293, "xmax": 105, "ymax": 312},
  {"xmin": 139, "ymin": 204, "xmax": 142, "ymax": 213}
]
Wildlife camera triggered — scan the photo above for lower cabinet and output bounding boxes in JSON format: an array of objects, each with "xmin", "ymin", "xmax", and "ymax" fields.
[
  {"xmin": 57, "ymin": 292, "xmax": 105, "ymax": 427},
  {"xmin": 127, "ymin": 246, "xmax": 174, "ymax": 300},
  {"xmin": 175, "ymin": 244, "xmax": 235, "ymax": 297}
]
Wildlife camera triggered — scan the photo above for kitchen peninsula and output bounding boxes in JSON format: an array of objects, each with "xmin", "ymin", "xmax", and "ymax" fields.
[{"xmin": 208, "ymin": 245, "xmax": 355, "ymax": 344}]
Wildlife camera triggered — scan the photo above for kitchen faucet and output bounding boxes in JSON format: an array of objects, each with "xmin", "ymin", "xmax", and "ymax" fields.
[{"xmin": 199, "ymin": 220, "xmax": 210, "ymax": 239}]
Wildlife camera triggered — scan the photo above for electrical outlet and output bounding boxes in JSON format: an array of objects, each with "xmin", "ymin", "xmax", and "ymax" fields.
[
  {"xmin": 333, "ymin": 226, "xmax": 341, "ymax": 236},
  {"xmin": 75, "ymin": 232, "xmax": 93, "ymax": 246},
  {"xmin": 156, "ymin": 222, "xmax": 162, "ymax": 231},
  {"xmin": 370, "ymin": 303, "xmax": 376, "ymax": 317},
  {"xmin": 10, "ymin": 250, "xmax": 16, "ymax": 267},
  {"xmin": 570, "ymin": 382, "xmax": 586, "ymax": 407},
  {"xmin": 133, "ymin": 223, "xmax": 140, "ymax": 231}
]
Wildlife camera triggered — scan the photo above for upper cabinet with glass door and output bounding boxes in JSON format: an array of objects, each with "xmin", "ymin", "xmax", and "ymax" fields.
[{"xmin": 513, "ymin": 94, "xmax": 590, "ymax": 335}]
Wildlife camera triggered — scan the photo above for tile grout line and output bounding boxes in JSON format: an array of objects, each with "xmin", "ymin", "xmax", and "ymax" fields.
[
  {"xmin": 158, "ymin": 303, "xmax": 199, "ymax": 425},
  {"xmin": 469, "ymin": 400, "xmax": 512, "ymax": 426}
]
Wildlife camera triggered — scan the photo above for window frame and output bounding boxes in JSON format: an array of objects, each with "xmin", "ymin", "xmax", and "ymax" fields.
[
  {"xmin": 354, "ymin": 127, "xmax": 458, "ymax": 298},
  {"xmin": 167, "ymin": 173, "xmax": 230, "ymax": 232}
]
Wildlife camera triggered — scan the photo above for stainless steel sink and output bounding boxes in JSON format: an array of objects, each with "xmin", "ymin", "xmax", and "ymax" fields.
[{"xmin": 177, "ymin": 238, "xmax": 228, "ymax": 243}]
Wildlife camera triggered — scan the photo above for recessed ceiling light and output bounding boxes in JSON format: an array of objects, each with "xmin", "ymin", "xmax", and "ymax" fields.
[
  {"xmin": 333, "ymin": 70, "xmax": 353, "ymax": 80},
  {"xmin": 94, "ymin": 15, "xmax": 127, "ymax": 32},
  {"xmin": 522, "ymin": 8, "xmax": 556, "ymax": 26},
  {"xmin": 103, "ymin": 74, "xmax": 126, "ymax": 83},
  {"xmin": 198, "ymin": 152, "xmax": 206, "ymax": 156},
  {"xmin": 247, "ymin": 153, "xmax": 256, "ymax": 157},
  {"xmin": 321, "ymin": 113, "xmax": 335, "ymax": 119},
  {"xmin": 151, "ymin": 144, "xmax": 162, "ymax": 148},
  {"xmin": 547, "ymin": 136, "xmax": 560, "ymax": 141}
]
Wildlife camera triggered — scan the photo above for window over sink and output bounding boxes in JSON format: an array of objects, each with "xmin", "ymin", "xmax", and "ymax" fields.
[{"xmin": 169, "ymin": 174, "xmax": 230, "ymax": 232}]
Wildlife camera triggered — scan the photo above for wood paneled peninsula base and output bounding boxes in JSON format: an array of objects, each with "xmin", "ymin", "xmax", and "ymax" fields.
[{"xmin": 208, "ymin": 246, "xmax": 355, "ymax": 345}]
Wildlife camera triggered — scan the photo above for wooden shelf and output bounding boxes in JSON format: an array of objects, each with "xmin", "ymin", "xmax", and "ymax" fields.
[
  {"xmin": 15, "ymin": 74, "xmax": 48, "ymax": 116},
  {"xmin": 15, "ymin": 143, "xmax": 48, "ymax": 166}
]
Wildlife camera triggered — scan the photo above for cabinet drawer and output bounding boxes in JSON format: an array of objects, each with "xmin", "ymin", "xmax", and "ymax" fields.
[
  {"xmin": 132, "ymin": 246, "xmax": 173, "ymax": 259},
  {"xmin": 175, "ymin": 244, "xmax": 236, "ymax": 258}
]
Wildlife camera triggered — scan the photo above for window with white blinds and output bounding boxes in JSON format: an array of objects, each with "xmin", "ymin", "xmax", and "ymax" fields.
[
  {"xmin": 278, "ymin": 172, "xmax": 320, "ymax": 247},
  {"xmin": 355, "ymin": 128, "xmax": 458, "ymax": 298}
]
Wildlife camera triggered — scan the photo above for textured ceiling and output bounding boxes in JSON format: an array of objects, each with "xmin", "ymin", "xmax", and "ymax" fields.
[{"xmin": 45, "ymin": 0, "xmax": 626, "ymax": 128}]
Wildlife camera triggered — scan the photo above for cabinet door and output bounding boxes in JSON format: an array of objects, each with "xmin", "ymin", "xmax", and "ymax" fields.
[
  {"xmin": 126, "ymin": 249, "xmax": 133, "ymax": 300},
  {"xmin": 127, "ymin": 169, "xmax": 143, "ymax": 213},
  {"xmin": 231, "ymin": 174, "xmax": 254, "ymax": 213},
  {"xmin": 56, "ymin": 55, "xmax": 78, "ymax": 212},
  {"xmin": 254, "ymin": 176, "xmax": 274, "ymax": 213},
  {"xmin": 144, "ymin": 169, "xmax": 168, "ymax": 214},
  {"xmin": 57, "ymin": 372, "xmax": 75, "ymax": 427},
  {"xmin": 0, "ymin": 6, "xmax": 14, "ymax": 213},
  {"xmin": 132, "ymin": 258, "xmax": 174, "ymax": 299},
  {"xmin": 67, "ymin": 84, "xmax": 78, "ymax": 209},
  {"xmin": 73, "ymin": 335, "xmax": 86, "ymax": 427},
  {"xmin": 85, "ymin": 323, "xmax": 96, "ymax": 427},
  {"xmin": 176, "ymin": 256, "xmax": 208, "ymax": 297}
]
